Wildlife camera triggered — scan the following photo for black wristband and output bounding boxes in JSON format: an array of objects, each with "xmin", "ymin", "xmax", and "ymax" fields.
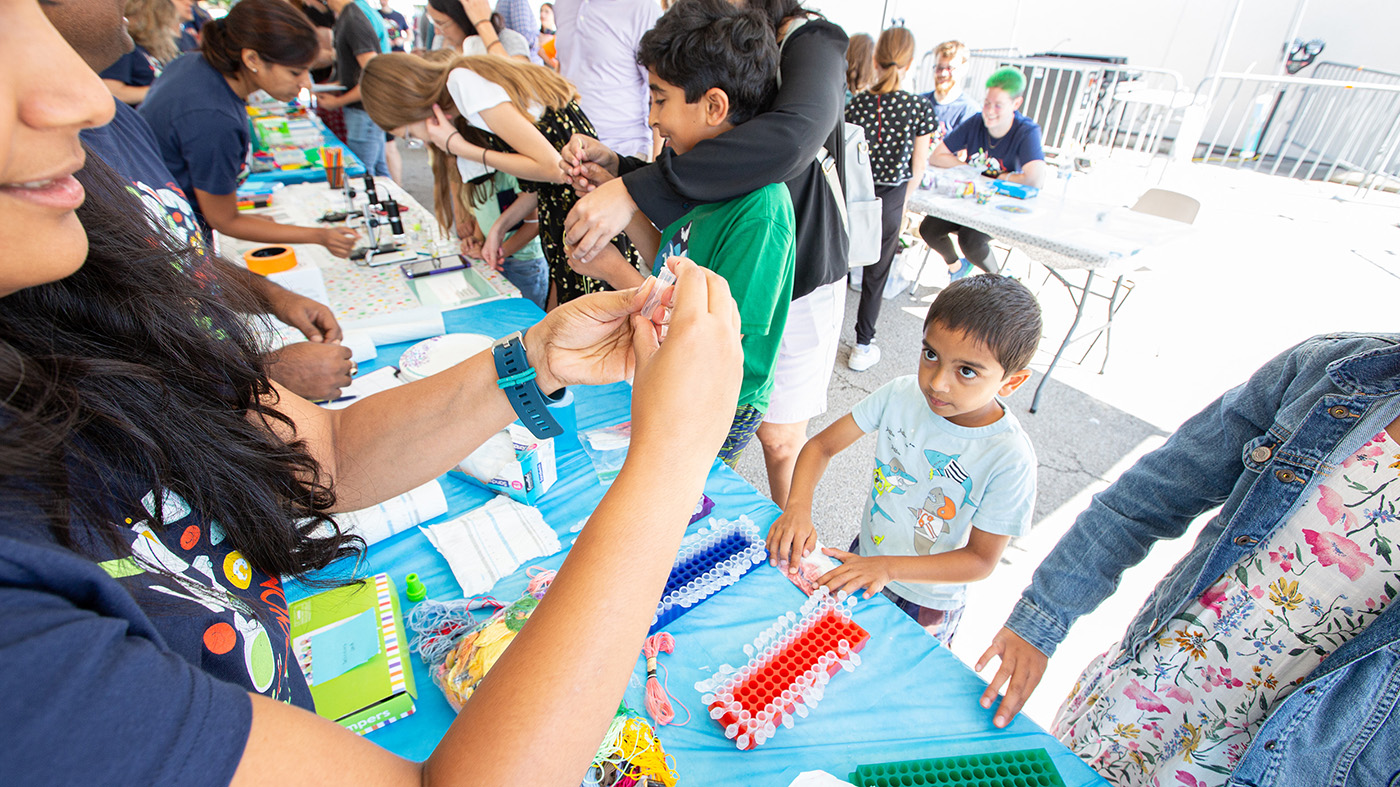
[{"xmin": 492, "ymin": 330, "xmax": 564, "ymax": 439}]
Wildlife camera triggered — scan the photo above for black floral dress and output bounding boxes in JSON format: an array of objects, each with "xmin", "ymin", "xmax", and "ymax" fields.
[{"xmin": 479, "ymin": 101, "xmax": 642, "ymax": 304}]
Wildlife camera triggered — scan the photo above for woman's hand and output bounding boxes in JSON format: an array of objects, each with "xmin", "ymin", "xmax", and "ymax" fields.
[
  {"xmin": 523, "ymin": 285, "xmax": 645, "ymax": 394},
  {"xmin": 563, "ymin": 178, "xmax": 637, "ymax": 264},
  {"xmin": 319, "ymin": 227, "xmax": 361, "ymax": 258},
  {"xmin": 628, "ymin": 258, "xmax": 742, "ymax": 461},
  {"xmin": 975, "ymin": 627, "xmax": 1049, "ymax": 728},
  {"xmin": 424, "ymin": 104, "xmax": 460, "ymax": 153},
  {"xmin": 559, "ymin": 133, "xmax": 619, "ymax": 194},
  {"xmin": 460, "ymin": 0, "xmax": 491, "ymax": 25}
]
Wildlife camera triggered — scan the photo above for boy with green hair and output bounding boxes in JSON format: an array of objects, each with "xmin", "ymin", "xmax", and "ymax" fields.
[{"xmin": 920, "ymin": 66, "xmax": 1047, "ymax": 279}]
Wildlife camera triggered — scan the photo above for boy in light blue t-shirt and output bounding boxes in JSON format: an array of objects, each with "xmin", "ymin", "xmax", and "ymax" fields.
[{"xmin": 768, "ymin": 275, "xmax": 1043, "ymax": 645}]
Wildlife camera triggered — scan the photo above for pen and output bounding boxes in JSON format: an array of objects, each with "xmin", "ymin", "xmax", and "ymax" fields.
[{"xmin": 312, "ymin": 394, "xmax": 357, "ymax": 405}]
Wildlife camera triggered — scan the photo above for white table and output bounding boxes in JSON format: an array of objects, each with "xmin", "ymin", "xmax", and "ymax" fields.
[
  {"xmin": 908, "ymin": 169, "xmax": 1192, "ymax": 412},
  {"xmin": 218, "ymin": 178, "xmax": 519, "ymax": 325}
]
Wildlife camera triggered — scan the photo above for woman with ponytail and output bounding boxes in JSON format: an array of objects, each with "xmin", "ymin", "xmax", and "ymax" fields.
[
  {"xmin": 842, "ymin": 26, "xmax": 935, "ymax": 372},
  {"xmin": 360, "ymin": 50, "xmax": 642, "ymax": 306},
  {"xmin": 2, "ymin": 0, "xmax": 745, "ymax": 783},
  {"xmin": 139, "ymin": 0, "xmax": 360, "ymax": 257}
]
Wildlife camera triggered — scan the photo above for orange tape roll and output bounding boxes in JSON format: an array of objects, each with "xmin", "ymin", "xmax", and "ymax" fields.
[{"xmin": 243, "ymin": 245, "xmax": 297, "ymax": 275}]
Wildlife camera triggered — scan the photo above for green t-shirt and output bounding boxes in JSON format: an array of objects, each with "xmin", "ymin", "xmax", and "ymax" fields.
[
  {"xmin": 653, "ymin": 183, "xmax": 795, "ymax": 412},
  {"xmin": 470, "ymin": 172, "xmax": 544, "ymax": 262}
]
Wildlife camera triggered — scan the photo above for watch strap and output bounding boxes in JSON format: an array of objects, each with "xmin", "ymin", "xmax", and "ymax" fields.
[{"xmin": 492, "ymin": 330, "xmax": 564, "ymax": 438}]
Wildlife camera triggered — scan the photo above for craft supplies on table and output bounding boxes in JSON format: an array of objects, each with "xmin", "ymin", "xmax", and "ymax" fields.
[
  {"xmin": 454, "ymin": 422, "xmax": 557, "ymax": 505},
  {"xmin": 580, "ymin": 421, "xmax": 631, "ymax": 486},
  {"xmin": 396, "ymin": 333, "xmax": 494, "ymax": 382},
  {"xmin": 421, "ymin": 496, "xmax": 562, "ymax": 596},
  {"xmin": 587, "ymin": 707, "xmax": 680, "ymax": 787},
  {"xmin": 289, "ymin": 573, "xmax": 417, "ymax": 735},
  {"xmin": 847, "ymin": 749, "xmax": 1066, "ymax": 787},
  {"xmin": 650, "ymin": 515, "xmax": 765, "ymax": 634},
  {"xmin": 698, "ymin": 587, "xmax": 868, "ymax": 750},
  {"xmin": 990, "ymin": 180, "xmax": 1040, "ymax": 200}
]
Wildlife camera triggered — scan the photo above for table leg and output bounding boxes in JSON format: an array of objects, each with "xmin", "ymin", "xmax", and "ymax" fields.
[
  {"xmin": 1098, "ymin": 274, "xmax": 1127, "ymax": 374},
  {"xmin": 1031, "ymin": 268, "xmax": 1095, "ymax": 414}
]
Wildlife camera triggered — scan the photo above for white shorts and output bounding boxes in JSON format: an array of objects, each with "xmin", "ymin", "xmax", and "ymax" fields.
[{"xmin": 764, "ymin": 279, "xmax": 846, "ymax": 424}]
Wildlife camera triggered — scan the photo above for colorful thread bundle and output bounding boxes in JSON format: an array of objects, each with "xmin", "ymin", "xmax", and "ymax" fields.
[
  {"xmin": 585, "ymin": 706, "xmax": 679, "ymax": 787},
  {"xmin": 650, "ymin": 515, "xmax": 764, "ymax": 634},
  {"xmin": 641, "ymin": 632, "xmax": 688, "ymax": 727},
  {"xmin": 405, "ymin": 569, "xmax": 555, "ymax": 711},
  {"xmin": 696, "ymin": 586, "xmax": 868, "ymax": 750}
]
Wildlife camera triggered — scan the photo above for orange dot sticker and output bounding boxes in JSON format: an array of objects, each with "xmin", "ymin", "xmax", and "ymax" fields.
[
  {"xmin": 180, "ymin": 525, "xmax": 201, "ymax": 550},
  {"xmin": 203, "ymin": 622, "xmax": 236, "ymax": 655}
]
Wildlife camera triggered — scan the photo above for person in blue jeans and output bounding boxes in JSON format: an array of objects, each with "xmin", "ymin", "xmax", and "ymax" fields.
[
  {"xmin": 317, "ymin": 0, "xmax": 390, "ymax": 176},
  {"xmin": 978, "ymin": 333, "xmax": 1400, "ymax": 787}
]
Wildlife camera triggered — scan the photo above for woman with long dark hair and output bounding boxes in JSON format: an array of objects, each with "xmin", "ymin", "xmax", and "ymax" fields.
[
  {"xmin": 138, "ymin": 0, "xmax": 360, "ymax": 256},
  {"xmin": 560, "ymin": 0, "xmax": 850, "ymax": 507},
  {"xmin": 1, "ymin": 0, "xmax": 743, "ymax": 782}
]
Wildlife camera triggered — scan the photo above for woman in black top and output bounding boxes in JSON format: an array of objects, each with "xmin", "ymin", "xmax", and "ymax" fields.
[{"xmin": 561, "ymin": 0, "xmax": 849, "ymax": 507}]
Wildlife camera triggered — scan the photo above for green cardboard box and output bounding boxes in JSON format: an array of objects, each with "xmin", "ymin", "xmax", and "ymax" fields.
[{"xmin": 290, "ymin": 573, "xmax": 417, "ymax": 735}]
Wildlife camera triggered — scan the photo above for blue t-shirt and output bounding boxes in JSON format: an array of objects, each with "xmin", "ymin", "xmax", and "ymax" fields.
[
  {"xmin": 851, "ymin": 376, "xmax": 1037, "ymax": 609},
  {"xmin": 378, "ymin": 7, "xmax": 409, "ymax": 50},
  {"xmin": 918, "ymin": 91, "xmax": 977, "ymax": 145},
  {"xmin": 942, "ymin": 110, "xmax": 1044, "ymax": 177},
  {"xmin": 0, "ymin": 485, "xmax": 311, "ymax": 784},
  {"xmin": 82, "ymin": 99, "xmax": 208, "ymax": 256},
  {"xmin": 140, "ymin": 53, "xmax": 250, "ymax": 237},
  {"xmin": 99, "ymin": 45, "xmax": 158, "ymax": 88}
]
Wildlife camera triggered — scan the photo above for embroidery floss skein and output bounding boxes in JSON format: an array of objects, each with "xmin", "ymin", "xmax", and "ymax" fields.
[{"xmin": 641, "ymin": 633, "xmax": 688, "ymax": 727}]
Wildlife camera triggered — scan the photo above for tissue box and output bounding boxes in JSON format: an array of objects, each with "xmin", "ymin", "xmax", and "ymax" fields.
[
  {"xmin": 289, "ymin": 573, "xmax": 417, "ymax": 735},
  {"xmin": 453, "ymin": 422, "xmax": 557, "ymax": 505},
  {"xmin": 990, "ymin": 180, "xmax": 1040, "ymax": 199}
]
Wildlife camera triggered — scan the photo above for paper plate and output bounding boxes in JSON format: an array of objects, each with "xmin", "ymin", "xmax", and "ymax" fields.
[{"xmin": 398, "ymin": 333, "xmax": 494, "ymax": 382}]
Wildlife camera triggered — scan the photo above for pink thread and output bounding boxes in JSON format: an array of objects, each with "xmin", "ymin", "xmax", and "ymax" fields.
[
  {"xmin": 642, "ymin": 632, "xmax": 689, "ymax": 726},
  {"xmin": 526, "ymin": 567, "xmax": 557, "ymax": 597}
]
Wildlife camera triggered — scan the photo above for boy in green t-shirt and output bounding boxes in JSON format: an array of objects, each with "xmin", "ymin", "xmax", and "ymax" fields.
[{"xmin": 577, "ymin": 0, "xmax": 794, "ymax": 467}]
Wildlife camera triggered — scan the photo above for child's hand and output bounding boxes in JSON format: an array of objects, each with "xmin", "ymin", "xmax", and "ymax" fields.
[
  {"xmin": 974, "ymin": 626, "xmax": 1048, "ymax": 728},
  {"xmin": 816, "ymin": 548, "xmax": 892, "ymax": 599},
  {"xmin": 765, "ymin": 510, "xmax": 816, "ymax": 575}
]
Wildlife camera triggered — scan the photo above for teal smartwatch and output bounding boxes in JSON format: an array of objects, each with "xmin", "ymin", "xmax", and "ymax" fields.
[{"xmin": 492, "ymin": 330, "xmax": 565, "ymax": 438}]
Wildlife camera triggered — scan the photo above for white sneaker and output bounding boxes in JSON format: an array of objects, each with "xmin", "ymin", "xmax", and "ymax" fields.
[{"xmin": 848, "ymin": 343, "xmax": 881, "ymax": 371}]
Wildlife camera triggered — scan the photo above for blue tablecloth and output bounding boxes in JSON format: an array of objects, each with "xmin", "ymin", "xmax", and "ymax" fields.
[
  {"xmin": 244, "ymin": 116, "xmax": 366, "ymax": 187},
  {"xmin": 288, "ymin": 298, "xmax": 1108, "ymax": 787}
]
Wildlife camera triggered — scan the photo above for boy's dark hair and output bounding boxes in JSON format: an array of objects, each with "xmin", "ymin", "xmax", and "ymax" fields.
[
  {"xmin": 636, "ymin": 0, "xmax": 778, "ymax": 125},
  {"xmin": 924, "ymin": 276, "xmax": 1042, "ymax": 375}
]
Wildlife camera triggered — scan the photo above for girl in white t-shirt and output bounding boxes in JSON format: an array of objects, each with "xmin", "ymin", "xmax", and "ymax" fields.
[{"xmin": 361, "ymin": 52, "xmax": 641, "ymax": 305}]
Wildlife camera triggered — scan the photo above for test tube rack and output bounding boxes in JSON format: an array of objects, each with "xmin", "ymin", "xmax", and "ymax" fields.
[
  {"xmin": 649, "ymin": 515, "xmax": 764, "ymax": 634},
  {"xmin": 698, "ymin": 587, "xmax": 868, "ymax": 750},
  {"xmin": 847, "ymin": 748, "xmax": 1066, "ymax": 787}
]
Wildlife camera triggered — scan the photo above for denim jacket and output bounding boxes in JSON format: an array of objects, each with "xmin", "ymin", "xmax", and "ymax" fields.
[{"xmin": 1006, "ymin": 334, "xmax": 1400, "ymax": 787}]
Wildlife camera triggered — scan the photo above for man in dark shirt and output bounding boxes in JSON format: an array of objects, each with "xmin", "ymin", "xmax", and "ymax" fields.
[
  {"xmin": 317, "ymin": 0, "xmax": 390, "ymax": 176},
  {"xmin": 377, "ymin": 0, "xmax": 410, "ymax": 51},
  {"xmin": 46, "ymin": 0, "xmax": 357, "ymax": 401}
]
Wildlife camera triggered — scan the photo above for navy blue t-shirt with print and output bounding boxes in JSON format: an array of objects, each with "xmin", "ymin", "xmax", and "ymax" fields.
[
  {"xmin": 139, "ymin": 52, "xmax": 250, "ymax": 239},
  {"xmin": 918, "ymin": 90, "xmax": 977, "ymax": 145},
  {"xmin": 99, "ymin": 44, "xmax": 158, "ymax": 88},
  {"xmin": 941, "ymin": 111, "xmax": 1044, "ymax": 177},
  {"xmin": 0, "ymin": 485, "xmax": 312, "ymax": 784},
  {"xmin": 83, "ymin": 99, "xmax": 209, "ymax": 257}
]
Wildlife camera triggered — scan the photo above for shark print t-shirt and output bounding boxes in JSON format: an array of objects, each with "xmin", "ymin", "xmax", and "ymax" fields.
[
  {"xmin": 851, "ymin": 375, "xmax": 1037, "ymax": 609},
  {"xmin": 0, "ymin": 486, "xmax": 312, "ymax": 784}
]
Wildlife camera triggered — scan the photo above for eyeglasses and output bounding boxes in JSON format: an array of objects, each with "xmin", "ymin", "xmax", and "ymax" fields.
[{"xmin": 934, "ymin": 65, "xmax": 958, "ymax": 74}]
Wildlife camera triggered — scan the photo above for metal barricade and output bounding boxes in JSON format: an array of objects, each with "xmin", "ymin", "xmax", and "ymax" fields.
[{"xmin": 1193, "ymin": 71, "xmax": 1400, "ymax": 195}]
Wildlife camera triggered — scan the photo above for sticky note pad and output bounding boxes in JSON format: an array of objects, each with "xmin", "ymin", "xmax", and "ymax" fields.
[{"xmin": 308, "ymin": 608, "xmax": 381, "ymax": 685}]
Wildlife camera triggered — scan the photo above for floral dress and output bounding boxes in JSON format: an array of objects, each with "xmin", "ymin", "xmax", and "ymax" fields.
[{"xmin": 1053, "ymin": 430, "xmax": 1399, "ymax": 786}]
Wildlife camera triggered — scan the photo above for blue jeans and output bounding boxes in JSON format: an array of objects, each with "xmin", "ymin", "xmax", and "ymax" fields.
[
  {"xmin": 342, "ymin": 107, "xmax": 389, "ymax": 177},
  {"xmin": 499, "ymin": 255, "xmax": 547, "ymax": 310}
]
